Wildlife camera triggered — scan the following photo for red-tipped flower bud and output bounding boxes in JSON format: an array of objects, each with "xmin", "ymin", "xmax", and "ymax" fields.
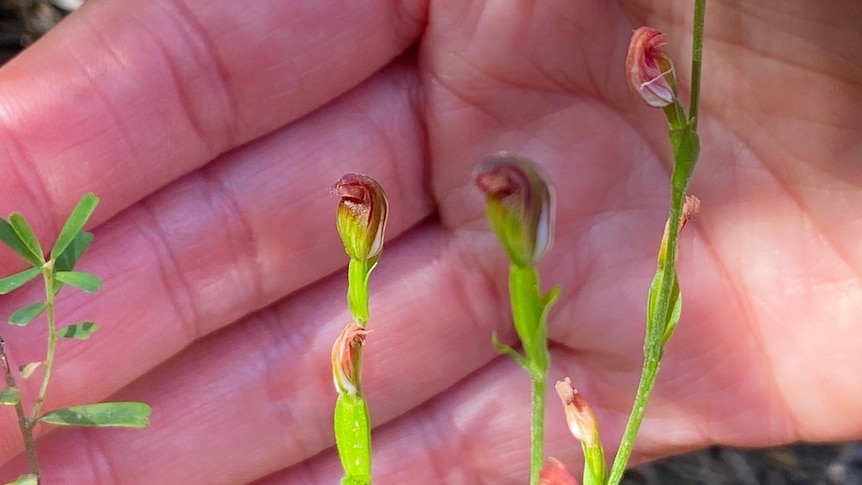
[
  {"xmin": 331, "ymin": 322, "xmax": 369, "ymax": 396},
  {"xmin": 539, "ymin": 457, "xmax": 580, "ymax": 485},
  {"xmin": 333, "ymin": 174, "xmax": 389, "ymax": 264},
  {"xmin": 474, "ymin": 152, "xmax": 554, "ymax": 267},
  {"xmin": 626, "ymin": 27, "xmax": 678, "ymax": 108},
  {"xmin": 554, "ymin": 378, "xmax": 600, "ymax": 447}
]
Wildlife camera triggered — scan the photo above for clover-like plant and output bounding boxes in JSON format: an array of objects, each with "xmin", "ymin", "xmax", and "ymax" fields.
[
  {"xmin": 331, "ymin": 174, "xmax": 389, "ymax": 485},
  {"xmin": 0, "ymin": 193, "xmax": 151, "ymax": 485}
]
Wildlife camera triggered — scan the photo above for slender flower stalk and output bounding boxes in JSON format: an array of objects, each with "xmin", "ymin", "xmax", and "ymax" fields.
[
  {"xmin": 608, "ymin": 3, "xmax": 707, "ymax": 482},
  {"xmin": 331, "ymin": 174, "xmax": 389, "ymax": 485},
  {"xmin": 475, "ymin": 153, "xmax": 560, "ymax": 485}
]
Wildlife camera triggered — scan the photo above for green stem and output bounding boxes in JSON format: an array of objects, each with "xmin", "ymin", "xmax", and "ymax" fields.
[
  {"xmin": 334, "ymin": 394, "xmax": 372, "ymax": 485},
  {"xmin": 0, "ymin": 337, "xmax": 39, "ymax": 482},
  {"xmin": 689, "ymin": 0, "xmax": 707, "ymax": 130},
  {"xmin": 30, "ymin": 264, "xmax": 56, "ymax": 426},
  {"xmin": 530, "ymin": 373, "xmax": 546, "ymax": 485},
  {"xmin": 347, "ymin": 259, "xmax": 371, "ymax": 326},
  {"xmin": 509, "ymin": 265, "xmax": 551, "ymax": 485},
  {"xmin": 607, "ymin": 3, "xmax": 706, "ymax": 477}
]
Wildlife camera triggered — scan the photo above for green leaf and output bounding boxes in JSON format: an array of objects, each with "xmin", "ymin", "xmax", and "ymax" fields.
[
  {"xmin": 0, "ymin": 387, "xmax": 20, "ymax": 405},
  {"xmin": 0, "ymin": 267, "xmax": 41, "ymax": 294},
  {"xmin": 4, "ymin": 474, "xmax": 37, "ymax": 485},
  {"xmin": 54, "ymin": 271, "xmax": 102, "ymax": 293},
  {"xmin": 39, "ymin": 402, "xmax": 152, "ymax": 428},
  {"xmin": 51, "ymin": 193, "xmax": 98, "ymax": 261},
  {"xmin": 58, "ymin": 322, "xmax": 99, "ymax": 339},
  {"xmin": 8, "ymin": 213, "xmax": 44, "ymax": 265},
  {"xmin": 8, "ymin": 302, "xmax": 46, "ymax": 326},
  {"xmin": 19, "ymin": 361, "xmax": 42, "ymax": 379},
  {"xmin": 0, "ymin": 218, "xmax": 42, "ymax": 267},
  {"xmin": 661, "ymin": 272, "xmax": 683, "ymax": 346},
  {"xmin": 53, "ymin": 230, "xmax": 94, "ymax": 273}
]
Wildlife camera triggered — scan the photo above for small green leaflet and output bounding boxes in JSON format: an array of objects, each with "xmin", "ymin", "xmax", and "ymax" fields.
[
  {"xmin": 0, "ymin": 387, "xmax": 20, "ymax": 405},
  {"xmin": 54, "ymin": 271, "xmax": 102, "ymax": 293},
  {"xmin": 8, "ymin": 302, "xmax": 47, "ymax": 326},
  {"xmin": 0, "ymin": 267, "xmax": 41, "ymax": 295},
  {"xmin": 40, "ymin": 402, "xmax": 152, "ymax": 428},
  {"xmin": 58, "ymin": 322, "xmax": 99, "ymax": 339},
  {"xmin": 51, "ymin": 193, "xmax": 98, "ymax": 261}
]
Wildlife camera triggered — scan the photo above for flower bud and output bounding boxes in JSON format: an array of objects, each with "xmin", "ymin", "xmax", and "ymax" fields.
[
  {"xmin": 332, "ymin": 174, "xmax": 389, "ymax": 264},
  {"xmin": 331, "ymin": 322, "xmax": 369, "ymax": 396},
  {"xmin": 539, "ymin": 457, "xmax": 579, "ymax": 485},
  {"xmin": 554, "ymin": 378, "xmax": 599, "ymax": 447},
  {"xmin": 626, "ymin": 27, "xmax": 678, "ymax": 108},
  {"xmin": 474, "ymin": 152, "xmax": 554, "ymax": 267}
]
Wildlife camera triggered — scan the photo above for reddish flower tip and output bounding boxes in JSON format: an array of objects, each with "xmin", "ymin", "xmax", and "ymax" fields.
[
  {"xmin": 332, "ymin": 174, "xmax": 388, "ymax": 263},
  {"xmin": 626, "ymin": 26, "xmax": 678, "ymax": 108}
]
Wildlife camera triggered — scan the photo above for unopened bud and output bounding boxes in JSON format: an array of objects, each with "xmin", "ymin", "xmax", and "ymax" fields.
[
  {"xmin": 539, "ymin": 457, "xmax": 579, "ymax": 485},
  {"xmin": 474, "ymin": 152, "xmax": 554, "ymax": 267},
  {"xmin": 554, "ymin": 378, "xmax": 600, "ymax": 447},
  {"xmin": 333, "ymin": 174, "xmax": 389, "ymax": 264},
  {"xmin": 626, "ymin": 27, "xmax": 678, "ymax": 108},
  {"xmin": 331, "ymin": 322, "xmax": 369, "ymax": 396}
]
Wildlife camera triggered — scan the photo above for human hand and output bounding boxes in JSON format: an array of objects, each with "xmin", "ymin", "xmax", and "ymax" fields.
[{"xmin": 0, "ymin": 1, "xmax": 859, "ymax": 483}]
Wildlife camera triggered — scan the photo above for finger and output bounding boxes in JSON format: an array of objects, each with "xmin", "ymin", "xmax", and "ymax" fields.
[
  {"xmin": 0, "ymin": 58, "xmax": 430, "ymax": 465},
  {"xmin": 0, "ymin": 0, "xmax": 426, "ymax": 252}
]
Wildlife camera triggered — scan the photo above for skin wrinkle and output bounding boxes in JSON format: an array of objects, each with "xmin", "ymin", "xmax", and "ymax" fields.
[
  {"xmin": 134, "ymin": 200, "xmax": 202, "ymax": 342},
  {"xmin": 144, "ymin": 0, "xmax": 232, "ymax": 157}
]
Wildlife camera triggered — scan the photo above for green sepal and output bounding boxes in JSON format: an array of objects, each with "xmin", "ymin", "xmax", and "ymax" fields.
[
  {"xmin": 0, "ymin": 387, "xmax": 20, "ymax": 405},
  {"xmin": 54, "ymin": 271, "xmax": 102, "ymax": 293},
  {"xmin": 50, "ymin": 193, "xmax": 98, "ymax": 261},
  {"xmin": 58, "ymin": 322, "xmax": 99, "ymax": 340},
  {"xmin": 8, "ymin": 302, "xmax": 47, "ymax": 326},
  {"xmin": 39, "ymin": 401, "xmax": 152, "ymax": 428},
  {"xmin": 0, "ymin": 267, "xmax": 41, "ymax": 295},
  {"xmin": 334, "ymin": 394, "xmax": 371, "ymax": 484}
]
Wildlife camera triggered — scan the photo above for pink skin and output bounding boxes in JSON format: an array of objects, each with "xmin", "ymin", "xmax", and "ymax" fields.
[{"xmin": 0, "ymin": 1, "xmax": 859, "ymax": 483}]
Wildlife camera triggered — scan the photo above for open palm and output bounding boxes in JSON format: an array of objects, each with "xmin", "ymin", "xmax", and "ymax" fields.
[{"xmin": 0, "ymin": 1, "xmax": 859, "ymax": 483}]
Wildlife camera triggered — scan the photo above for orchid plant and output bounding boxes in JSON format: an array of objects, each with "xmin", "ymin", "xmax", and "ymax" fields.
[
  {"xmin": 331, "ymin": 174, "xmax": 389, "ymax": 485},
  {"xmin": 473, "ymin": 2, "xmax": 708, "ymax": 485}
]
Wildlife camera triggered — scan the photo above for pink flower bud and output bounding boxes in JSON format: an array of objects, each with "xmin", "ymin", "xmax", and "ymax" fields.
[
  {"xmin": 539, "ymin": 457, "xmax": 579, "ymax": 485},
  {"xmin": 332, "ymin": 174, "xmax": 389, "ymax": 264},
  {"xmin": 331, "ymin": 322, "xmax": 369, "ymax": 396},
  {"xmin": 474, "ymin": 152, "xmax": 554, "ymax": 267},
  {"xmin": 626, "ymin": 27, "xmax": 678, "ymax": 108},
  {"xmin": 554, "ymin": 378, "xmax": 600, "ymax": 447}
]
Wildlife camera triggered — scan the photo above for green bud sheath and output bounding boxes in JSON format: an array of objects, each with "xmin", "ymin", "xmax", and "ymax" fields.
[{"xmin": 334, "ymin": 394, "xmax": 372, "ymax": 484}]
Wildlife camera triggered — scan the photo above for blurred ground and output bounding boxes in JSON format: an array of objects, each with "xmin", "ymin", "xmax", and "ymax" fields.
[
  {"xmin": 623, "ymin": 442, "xmax": 862, "ymax": 485},
  {"xmin": 2, "ymin": 2, "xmax": 860, "ymax": 484}
]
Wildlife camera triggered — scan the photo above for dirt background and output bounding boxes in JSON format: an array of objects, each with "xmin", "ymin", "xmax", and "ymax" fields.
[{"xmin": 2, "ymin": 2, "xmax": 860, "ymax": 484}]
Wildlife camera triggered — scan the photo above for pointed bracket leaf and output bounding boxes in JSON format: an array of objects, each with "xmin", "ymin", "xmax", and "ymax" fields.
[
  {"xmin": 491, "ymin": 331, "xmax": 528, "ymax": 368},
  {"xmin": 0, "ymin": 267, "xmax": 41, "ymax": 295},
  {"xmin": 55, "ymin": 271, "xmax": 102, "ymax": 293},
  {"xmin": 9, "ymin": 302, "xmax": 47, "ymax": 326},
  {"xmin": 39, "ymin": 401, "xmax": 152, "ymax": 428},
  {"xmin": 50, "ymin": 193, "xmax": 98, "ymax": 261},
  {"xmin": 58, "ymin": 322, "xmax": 99, "ymax": 340}
]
